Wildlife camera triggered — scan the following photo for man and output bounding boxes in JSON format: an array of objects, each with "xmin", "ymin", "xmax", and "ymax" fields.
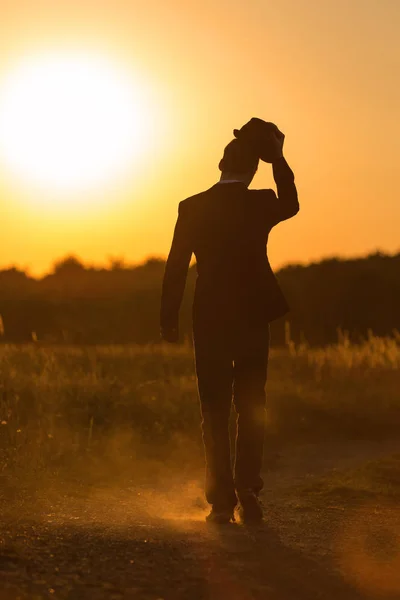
[{"xmin": 160, "ymin": 118, "xmax": 299, "ymax": 524}]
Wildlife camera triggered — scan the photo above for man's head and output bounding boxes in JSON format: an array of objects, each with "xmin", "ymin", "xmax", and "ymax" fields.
[{"xmin": 219, "ymin": 138, "xmax": 259, "ymax": 187}]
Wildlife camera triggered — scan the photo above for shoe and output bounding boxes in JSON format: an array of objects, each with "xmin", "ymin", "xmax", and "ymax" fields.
[
  {"xmin": 206, "ymin": 506, "xmax": 235, "ymax": 524},
  {"xmin": 238, "ymin": 491, "xmax": 264, "ymax": 524}
]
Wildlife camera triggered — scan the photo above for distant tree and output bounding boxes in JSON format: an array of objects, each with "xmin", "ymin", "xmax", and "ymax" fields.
[
  {"xmin": 108, "ymin": 257, "xmax": 127, "ymax": 270},
  {"xmin": 1, "ymin": 252, "xmax": 399, "ymax": 345},
  {"xmin": 144, "ymin": 257, "xmax": 165, "ymax": 267},
  {"xmin": 52, "ymin": 256, "xmax": 86, "ymax": 275}
]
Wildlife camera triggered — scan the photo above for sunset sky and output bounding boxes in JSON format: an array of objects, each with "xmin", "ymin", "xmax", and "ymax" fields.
[{"xmin": 1, "ymin": 0, "xmax": 399, "ymax": 276}]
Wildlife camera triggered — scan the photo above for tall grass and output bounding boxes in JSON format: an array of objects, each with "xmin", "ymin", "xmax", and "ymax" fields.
[
  {"xmin": 0, "ymin": 335, "xmax": 399, "ymax": 474},
  {"xmin": 295, "ymin": 330, "xmax": 400, "ymax": 370}
]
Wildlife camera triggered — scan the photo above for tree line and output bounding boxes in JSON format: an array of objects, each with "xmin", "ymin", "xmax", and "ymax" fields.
[{"xmin": 0, "ymin": 252, "xmax": 399, "ymax": 346}]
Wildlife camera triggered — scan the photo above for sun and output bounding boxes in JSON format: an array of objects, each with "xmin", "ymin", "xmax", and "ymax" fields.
[{"xmin": 0, "ymin": 52, "xmax": 155, "ymax": 194}]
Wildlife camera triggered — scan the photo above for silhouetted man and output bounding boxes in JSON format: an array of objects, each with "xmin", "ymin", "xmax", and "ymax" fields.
[{"xmin": 161, "ymin": 118, "xmax": 299, "ymax": 523}]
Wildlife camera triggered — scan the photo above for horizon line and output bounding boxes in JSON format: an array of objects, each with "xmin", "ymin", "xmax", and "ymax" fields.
[{"xmin": 1, "ymin": 248, "xmax": 399, "ymax": 280}]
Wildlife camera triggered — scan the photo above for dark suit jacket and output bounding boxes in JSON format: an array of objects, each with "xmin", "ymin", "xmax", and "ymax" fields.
[{"xmin": 160, "ymin": 157, "xmax": 299, "ymax": 336}]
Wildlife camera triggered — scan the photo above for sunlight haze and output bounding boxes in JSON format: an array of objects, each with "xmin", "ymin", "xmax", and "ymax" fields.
[
  {"xmin": 0, "ymin": 0, "xmax": 399, "ymax": 275},
  {"xmin": 0, "ymin": 51, "xmax": 159, "ymax": 196}
]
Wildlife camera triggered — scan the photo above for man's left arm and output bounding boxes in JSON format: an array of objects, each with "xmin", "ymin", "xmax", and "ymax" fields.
[
  {"xmin": 271, "ymin": 155, "xmax": 299, "ymax": 223},
  {"xmin": 160, "ymin": 202, "xmax": 192, "ymax": 342}
]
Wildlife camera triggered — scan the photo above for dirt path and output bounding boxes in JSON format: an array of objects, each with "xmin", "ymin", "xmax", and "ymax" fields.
[{"xmin": 1, "ymin": 440, "xmax": 399, "ymax": 599}]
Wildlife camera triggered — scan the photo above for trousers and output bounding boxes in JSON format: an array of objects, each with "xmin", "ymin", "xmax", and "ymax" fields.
[{"xmin": 194, "ymin": 320, "xmax": 270, "ymax": 509}]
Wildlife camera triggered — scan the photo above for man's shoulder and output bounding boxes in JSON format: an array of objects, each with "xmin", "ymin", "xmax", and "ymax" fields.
[
  {"xmin": 179, "ymin": 186, "xmax": 276, "ymax": 213},
  {"xmin": 179, "ymin": 186, "xmax": 216, "ymax": 211},
  {"xmin": 248, "ymin": 188, "xmax": 276, "ymax": 199}
]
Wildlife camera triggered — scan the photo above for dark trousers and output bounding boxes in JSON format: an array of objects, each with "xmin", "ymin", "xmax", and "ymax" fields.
[{"xmin": 194, "ymin": 321, "xmax": 270, "ymax": 510}]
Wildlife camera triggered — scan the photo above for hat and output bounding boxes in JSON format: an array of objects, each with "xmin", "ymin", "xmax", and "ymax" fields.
[{"xmin": 233, "ymin": 118, "xmax": 284, "ymax": 163}]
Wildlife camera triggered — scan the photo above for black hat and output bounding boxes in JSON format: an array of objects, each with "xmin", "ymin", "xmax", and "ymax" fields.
[{"xmin": 233, "ymin": 118, "xmax": 284, "ymax": 163}]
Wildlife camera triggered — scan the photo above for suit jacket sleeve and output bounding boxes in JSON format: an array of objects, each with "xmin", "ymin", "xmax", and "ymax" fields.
[
  {"xmin": 264, "ymin": 156, "xmax": 299, "ymax": 227},
  {"xmin": 160, "ymin": 202, "xmax": 192, "ymax": 331}
]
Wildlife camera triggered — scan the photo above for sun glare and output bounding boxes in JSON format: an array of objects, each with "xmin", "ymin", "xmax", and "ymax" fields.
[{"xmin": 0, "ymin": 52, "xmax": 156, "ymax": 194}]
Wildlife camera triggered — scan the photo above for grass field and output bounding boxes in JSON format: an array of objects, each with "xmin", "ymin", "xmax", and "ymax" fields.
[
  {"xmin": 1, "ymin": 334, "xmax": 399, "ymax": 475},
  {"xmin": 1, "ymin": 336, "xmax": 400, "ymax": 599}
]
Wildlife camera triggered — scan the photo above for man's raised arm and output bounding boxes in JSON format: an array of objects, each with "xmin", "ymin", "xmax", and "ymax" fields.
[
  {"xmin": 271, "ymin": 155, "xmax": 299, "ymax": 224},
  {"xmin": 160, "ymin": 202, "xmax": 192, "ymax": 342}
]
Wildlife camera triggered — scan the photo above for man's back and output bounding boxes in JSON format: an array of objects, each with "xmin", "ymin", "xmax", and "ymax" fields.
[
  {"xmin": 160, "ymin": 157, "xmax": 299, "ymax": 333},
  {"xmin": 182, "ymin": 183, "xmax": 283, "ymax": 322},
  {"xmin": 183, "ymin": 182, "xmax": 272, "ymax": 281}
]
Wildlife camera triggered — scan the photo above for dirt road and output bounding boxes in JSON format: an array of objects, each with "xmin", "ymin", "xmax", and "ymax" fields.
[{"xmin": 1, "ymin": 440, "xmax": 399, "ymax": 599}]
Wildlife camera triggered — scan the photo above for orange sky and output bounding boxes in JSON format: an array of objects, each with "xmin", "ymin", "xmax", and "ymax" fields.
[{"xmin": 1, "ymin": 0, "xmax": 399, "ymax": 275}]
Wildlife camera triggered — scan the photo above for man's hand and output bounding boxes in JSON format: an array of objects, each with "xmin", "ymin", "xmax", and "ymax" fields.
[
  {"xmin": 160, "ymin": 326, "xmax": 179, "ymax": 344},
  {"xmin": 233, "ymin": 118, "xmax": 285, "ymax": 163},
  {"xmin": 268, "ymin": 129, "xmax": 284, "ymax": 163}
]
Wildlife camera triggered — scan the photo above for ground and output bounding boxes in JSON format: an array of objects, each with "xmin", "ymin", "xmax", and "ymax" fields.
[{"xmin": 1, "ymin": 439, "xmax": 400, "ymax": 600}]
